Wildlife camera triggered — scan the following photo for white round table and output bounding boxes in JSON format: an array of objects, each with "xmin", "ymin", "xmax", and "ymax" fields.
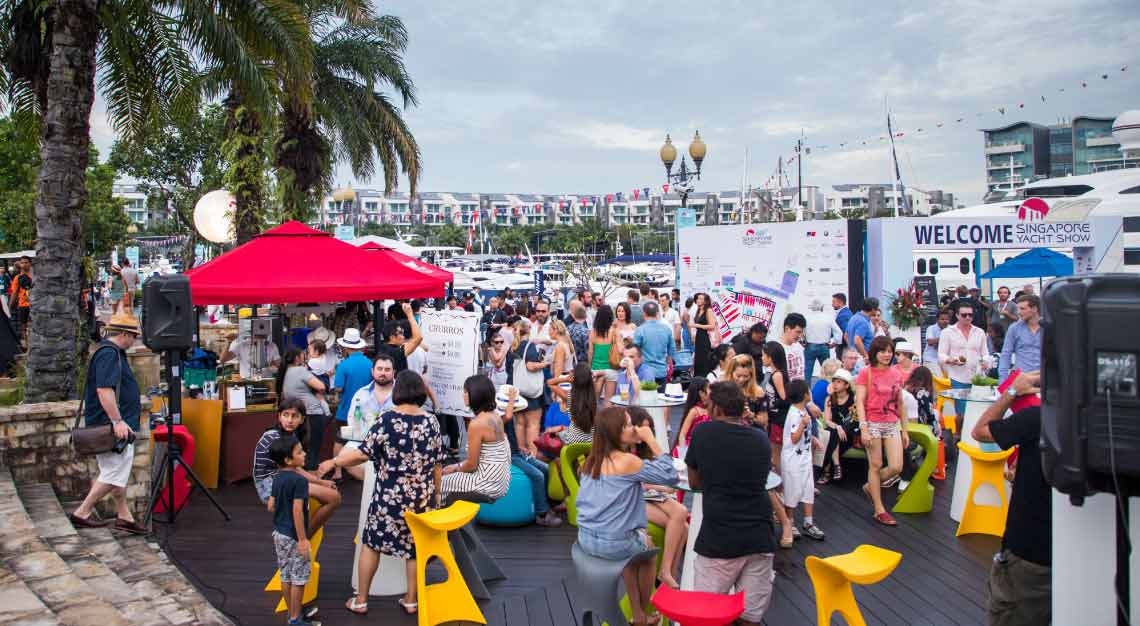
[
  {"xmin": 940, "ymin": 389, "xmax": 1007, "ymax": 522},
  {"xmin": 675, "ymin": 467, "xmax": 781, "ymax": 592},
  {"xmin": 610, "ymin": 394, "xmax": 685, "ymax": 452}
]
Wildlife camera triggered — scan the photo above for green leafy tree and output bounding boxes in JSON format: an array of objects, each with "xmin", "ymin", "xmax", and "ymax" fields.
[
  {"xmin": 275, "ymin": 3, "xmax": 420, "ymax": 222},
  {"xmin": 109, "ymin": 103, "xmax": 228, "ymax": 261},
  {"xmin": 493, "ymin": 227, "xmax": 530, "ymax": 256},
  {"xmin": 430, "ymin": 224, "xmax": 466, "ymax": 249},
  {"xmin": 358, "ymin": 221, "xmax": 398, "ymax": 238},
  {"xmin": 0, "ymin": 117, "xmax": 129, "ymax": 259},
  {"xmin": 1, "ymin": 0, "xmax": 310, "ymax": 400}
]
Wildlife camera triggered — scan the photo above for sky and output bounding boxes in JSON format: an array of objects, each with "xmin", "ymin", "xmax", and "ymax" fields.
[{"xmin": 89, "ymin": 0, "xmax": 1140, "ymax": 207}]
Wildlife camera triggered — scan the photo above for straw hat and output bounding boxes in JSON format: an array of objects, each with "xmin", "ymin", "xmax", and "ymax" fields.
[
  {"xmin": 106, "ymin": 311, "xmax": 141, "ymax": 335},
  {"xmin": 337, "ymin": 328, "xmax": 368, "ymax": 350}
]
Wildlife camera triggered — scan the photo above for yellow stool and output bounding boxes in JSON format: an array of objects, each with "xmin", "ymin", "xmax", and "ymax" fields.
[
  {"xmin": 805, "ymin": 544, "xmax": 902, "ymax": 626},
  {"xmin": 956, "ymin": 443, "xmax": 1014, "ymax": 537},
  {"xmin": 404, "ymin": 501, "xmax": 486, "ymax": 626},
  {"xmin": 265, "ymin": 498, "xmax": 324, "ymax": 613},
  {"xmin": 933, "ymin": 375, "xmax": 957, "ymax": 434}
]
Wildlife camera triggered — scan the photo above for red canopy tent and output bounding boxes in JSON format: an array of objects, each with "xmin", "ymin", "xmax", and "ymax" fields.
[
  {"xmin": 185, "ymin": 221, "xmax": 449, "ymax": 305},
  {"xmin": 358, "ymin": 242, "xmax": 454, "ymax": 284}
]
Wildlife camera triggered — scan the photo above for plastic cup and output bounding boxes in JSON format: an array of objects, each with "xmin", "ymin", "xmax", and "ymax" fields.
[{"xmin": 619, "ymin": 384, "xmax": 630, "ymax": 401}]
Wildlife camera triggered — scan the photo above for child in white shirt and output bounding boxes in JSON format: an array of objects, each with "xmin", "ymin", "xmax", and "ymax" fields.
[{"xmin": 782, "ymin": 379, "xmax": 825, "ymax": 541}]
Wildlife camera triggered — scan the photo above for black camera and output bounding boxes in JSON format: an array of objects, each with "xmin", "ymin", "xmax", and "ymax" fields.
[
  {"xmin": 111, "ymin": 430, "xmax": 136, "ymax": 454},
  {"xmin": 1040, "ymin": 274, "xmax": 1140, "ymax": 505}
]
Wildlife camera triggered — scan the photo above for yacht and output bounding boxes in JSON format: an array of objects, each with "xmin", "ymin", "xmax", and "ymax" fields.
[{"xmin": 915, "ymin": 168, "xmax": 1140, "ymax": 292}]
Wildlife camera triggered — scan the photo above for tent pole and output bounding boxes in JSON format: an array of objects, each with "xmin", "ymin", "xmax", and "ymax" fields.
[{"xmin": 373, "ymin": 300, "xmax": 384, "ymax": 355}]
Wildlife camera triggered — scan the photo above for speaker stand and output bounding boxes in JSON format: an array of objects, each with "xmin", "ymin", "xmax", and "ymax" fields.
[{"xmin": 146, "ymin": 351, "xmax": 230, "ymax": 525}]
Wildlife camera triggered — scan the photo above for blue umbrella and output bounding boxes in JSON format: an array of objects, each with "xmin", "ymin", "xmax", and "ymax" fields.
[{"xmin": 980, "ymin": 248, "xmax": 1073, "ymax": 279}]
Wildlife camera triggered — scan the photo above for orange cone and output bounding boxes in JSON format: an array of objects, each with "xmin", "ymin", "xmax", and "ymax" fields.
[{"xmin": 932, "ymin": 438, "xmax": 947, "ymax": 480}]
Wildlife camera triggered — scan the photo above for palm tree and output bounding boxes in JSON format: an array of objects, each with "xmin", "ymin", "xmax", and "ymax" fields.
[
  {"xmin": 1, "ymin": 0, "xmax": 310, "ymax": 401},
  {"xmin": 274, "ymin": 4, "xmax": 421, "ymax": 223}
]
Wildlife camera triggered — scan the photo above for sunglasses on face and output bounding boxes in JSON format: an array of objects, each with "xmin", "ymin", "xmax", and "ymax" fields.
[{"xmin": 959, "ymin": 312, "xmax": 973, "ymax": 317}]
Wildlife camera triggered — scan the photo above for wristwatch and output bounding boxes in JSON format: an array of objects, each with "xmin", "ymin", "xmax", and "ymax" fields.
[{"xmin": 1006, "ymin": 387, "xmax": 1018, "ymax": 398}]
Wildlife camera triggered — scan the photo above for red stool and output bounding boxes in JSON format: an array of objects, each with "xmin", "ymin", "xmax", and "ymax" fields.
[
  {"xmin": 151, "ymin": 425, "xmax": 196, "ymax": 514},
  {"xmin": 651, "ymin": 585, "xmax": 744, "ymax": 626}
]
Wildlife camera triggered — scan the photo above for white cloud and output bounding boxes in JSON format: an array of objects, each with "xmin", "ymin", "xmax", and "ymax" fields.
[{"xmin": 557, "ymin": 121, "xmax": 665, "ymax": 151}]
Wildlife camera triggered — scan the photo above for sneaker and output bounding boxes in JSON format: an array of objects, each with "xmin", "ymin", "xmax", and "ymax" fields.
[
  {"xmin": 303, "ymin": 605, "xmax": 319, "ymax": 619},
  {"xmin": 288, "ymin": 619, "xmax": 321, "ymax": 626},
  {"xmin": 898, "ymin": 479, "xmax": 910, "ymax": 492},
  {"xmin": 881, "ymin": 475, "xmax": 901, "ymax": 489},
  {"xmin": 535, "ymin": 511, "xmax": 563, "ymax": 527},
  {"xmin": 801, "ymin": 522, "xmax": 826, "ymax": 541}
]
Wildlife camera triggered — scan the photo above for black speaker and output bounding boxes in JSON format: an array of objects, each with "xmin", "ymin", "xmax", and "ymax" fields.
[
  {"xmin": 1041, "ymin": 274, "xmax": 1140, "ymax": 504},
  {"xmin": 142, "ymin": 274, "xmax": 195, "ymax": 351}
]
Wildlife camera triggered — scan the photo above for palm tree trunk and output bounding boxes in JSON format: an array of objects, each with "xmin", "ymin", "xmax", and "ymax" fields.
[
  {"xmin": 274, "ymin": 96, "xmax": 328, "ymax": 224},
  {"xmin": 24, "ymin": 0, "xmax": 99, "ymax": 403},
  {"xmin": 224, "ymin": 90, "xmax": 265, "ymax": 244}
]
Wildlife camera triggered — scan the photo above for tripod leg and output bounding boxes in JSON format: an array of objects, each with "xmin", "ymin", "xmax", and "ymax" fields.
[
  {"xmin": 172, "ymin": 457, "xmax": 231, "ymax": 521},
  {"xmin": 145, "ymin": 456, "xmax": 171, "ymax": 527}
]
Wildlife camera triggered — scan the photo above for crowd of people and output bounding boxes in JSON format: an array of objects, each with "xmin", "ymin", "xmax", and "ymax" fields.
[{"xmin": 191, "ymin": 281, "xmax": 1045, "ymax": 626}]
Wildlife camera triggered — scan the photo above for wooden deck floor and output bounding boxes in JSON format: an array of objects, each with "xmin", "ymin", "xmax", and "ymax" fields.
[{"xmin": 162, "ymin": 416, "xmax": 998, "ymax": 626}]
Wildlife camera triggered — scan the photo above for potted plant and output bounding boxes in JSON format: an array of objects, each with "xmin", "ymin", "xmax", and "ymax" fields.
[
  {"xmin": 638, "ymin": 380, "xmax": 659, "ymax": 403},
  {"xmin": 970, "ymin": 374, "xmax": 999, "ymax": 399},
  {"xmin": 885, "ymin": 282, "xmax": 926, "ymax": 331}
]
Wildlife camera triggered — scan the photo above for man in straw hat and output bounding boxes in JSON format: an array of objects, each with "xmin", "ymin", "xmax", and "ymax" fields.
[{"xmin": 69, "ymin": 311, "xmax": 147, "ymax": 534}]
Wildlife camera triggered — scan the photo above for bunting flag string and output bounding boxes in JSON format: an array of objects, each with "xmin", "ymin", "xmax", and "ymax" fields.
[{"xmin": 132, "ymin": 235, "xmax": 189, "ymax": 248}]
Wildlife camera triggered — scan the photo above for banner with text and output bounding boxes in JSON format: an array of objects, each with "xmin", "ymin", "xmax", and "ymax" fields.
[
  {"xmin": 421, "ymin": 309, "xmax": 480, "ymax": 417},
  {"xmin": 912, "ymin": 220, "xmax": 1095, "ymax": 249},
  {"xmin": 679, "ymin": 220, "xmax": 850, "ymax": 340}
]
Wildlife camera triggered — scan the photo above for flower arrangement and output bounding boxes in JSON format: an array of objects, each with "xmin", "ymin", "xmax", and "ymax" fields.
[{"xmin": 885, "ymin": 282, "xmax": 925, "ymax": 330}]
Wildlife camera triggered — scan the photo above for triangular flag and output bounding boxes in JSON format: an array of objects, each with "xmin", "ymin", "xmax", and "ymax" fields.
[
  {"xmin": 633, "ymin": 189, "xmax": 640, "ymax": 199},
  {"xmin": 663, "ymin": 184, "xmax": 670, "ymax": 194},
  {"xmin": 606, "ymin": 194, "xmax": 613, "ymax": 203}
]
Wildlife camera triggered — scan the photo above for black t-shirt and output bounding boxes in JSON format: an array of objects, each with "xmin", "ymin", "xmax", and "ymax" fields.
[
  {"xmin": 271, "ymin": 470, "xmax": 309, "ymax": 540},
  {"xmin": 378, "ymin": 342, "xmax": 408, "ymax": 374},
  {"xmin": 989, "ymin": 406, "xmax": 1050, "ymax": 566},
  {"xmin": 685, "ymin": 419, "xmax": 774, "ymax": 558}
]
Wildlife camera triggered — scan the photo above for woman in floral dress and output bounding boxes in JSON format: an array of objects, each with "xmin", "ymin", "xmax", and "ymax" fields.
[{"xmin": 320, "ymin": 370, "xmax": 445, "ymax": 616}]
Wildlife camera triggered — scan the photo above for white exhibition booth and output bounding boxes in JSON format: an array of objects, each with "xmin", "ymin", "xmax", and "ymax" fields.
[{"xmin": 683, "ymin": 214, "xmax": 1133, "ymax": 624}]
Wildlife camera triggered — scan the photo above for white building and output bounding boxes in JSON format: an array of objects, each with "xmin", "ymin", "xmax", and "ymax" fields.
[{"xmin": 822, "ymin": 184, "xmax": 954, "ymax": 217}]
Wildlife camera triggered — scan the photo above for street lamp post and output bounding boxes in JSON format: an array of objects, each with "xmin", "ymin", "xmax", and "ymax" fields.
[{"xmin": 660, "ymin": 131, "xmax": 707, "ymax": 289}]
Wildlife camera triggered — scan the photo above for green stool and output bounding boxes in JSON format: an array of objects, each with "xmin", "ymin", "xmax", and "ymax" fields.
[
  {"xmin": 559, "ymin": 443, "xmax": 591, "ymax": 527},
  {"xmin": 893, "ymin": 423, "xmax": 938, "ymax": 514},
  {"xmin": 547, "ymin": 459, "xmax": 565, "ymax": 502}
]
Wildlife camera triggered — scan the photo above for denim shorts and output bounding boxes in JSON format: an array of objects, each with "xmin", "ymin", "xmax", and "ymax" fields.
[
  {"xmin": 578, "ymin": 527, "xmax": 649, "ymax": 561},
  {"xmin": 255, "ymin": 476, "xmax": 274, "ymax": 503}
]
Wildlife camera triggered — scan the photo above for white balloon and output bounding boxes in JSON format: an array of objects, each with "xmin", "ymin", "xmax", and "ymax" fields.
[{"xmin": 194, "ymin": 190, "xmax": 236, "ymax": 244}]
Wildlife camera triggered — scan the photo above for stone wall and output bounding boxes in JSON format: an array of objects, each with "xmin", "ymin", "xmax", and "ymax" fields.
[{"xmin": 0, "ymin": 399, "xmax": 152, "ymax": 520}]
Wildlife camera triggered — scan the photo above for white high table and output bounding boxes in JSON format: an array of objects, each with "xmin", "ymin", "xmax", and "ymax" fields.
[
  {"xmin": 941, "ymin": 389, "xmax": 1007, "ymax": 522},
  {"xmin": 351, "ymin": 460, "xmax": 408, "ymax": 596},
  {"xmin": 609, "ymin": 393, "xmax": 685, "ymax": 452}
]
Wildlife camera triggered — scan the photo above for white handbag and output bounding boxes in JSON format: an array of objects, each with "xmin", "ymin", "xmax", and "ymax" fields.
[{"xmin": 513, "ymin": 342, "xmax": 544, "ymax": 399}]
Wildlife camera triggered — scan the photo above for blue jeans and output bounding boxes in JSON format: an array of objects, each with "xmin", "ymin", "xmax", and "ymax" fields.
[
  {"xmin": 511, "ymin": 453, "xmax": 550, "ymax": 514},
  {"xmin": 804, "ymin": 343, "xmax": 831, "ymax": 380}
]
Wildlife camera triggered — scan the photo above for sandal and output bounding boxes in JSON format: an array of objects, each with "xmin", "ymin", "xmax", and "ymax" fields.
[
  {"xmin": 345, "ymin": 597, "xmax": 368, "ymax": 615},
  {"xmin": 873, "ymin": 511, "xmax": 897, "ymax": 526},
  {"xmin": 397, "ymin": 598, "xmax": 417, "ymax": 614}
]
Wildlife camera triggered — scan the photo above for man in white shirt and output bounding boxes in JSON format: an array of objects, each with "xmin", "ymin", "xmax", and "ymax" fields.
[
  {"xmin": 938, "ymin": 300, "xmax": 989, "ymax": 426},
  {"xmin": 923, "ymin": 309, "xmax": 950, "ymax": 375},
  {"xmin": 221, "ymin": 331, "xmax": 281, "ymax": 379},
  {"xmin": 530, "ymin": 299, "xmax": 555, "ymax": 361},
  {"xmin": 803, "ymin": 300, "xmax": 842, "ymax": 380},
  {"xmin": 657, "ymin": 292, "xmax": 682, "ymax": 348}
]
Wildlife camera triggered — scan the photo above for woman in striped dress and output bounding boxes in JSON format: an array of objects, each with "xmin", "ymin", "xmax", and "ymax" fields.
[{"xmin": 441, "ymin": 375, "xmax": 511, "ymax": 500}]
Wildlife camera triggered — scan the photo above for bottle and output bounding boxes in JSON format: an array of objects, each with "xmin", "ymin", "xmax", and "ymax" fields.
[{"xmin": 353, "ymin": 404, "xmax": 364, "ymax": 439}]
